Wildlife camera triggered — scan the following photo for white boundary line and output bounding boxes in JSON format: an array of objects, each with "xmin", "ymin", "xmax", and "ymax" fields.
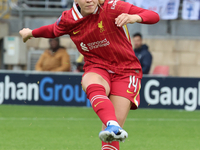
[{"xmin": 0, "ymin": 117, "xmax": 200, "ymax": 121}]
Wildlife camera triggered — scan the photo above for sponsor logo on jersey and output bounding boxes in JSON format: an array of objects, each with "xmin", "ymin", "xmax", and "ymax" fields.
[
  {"xmin": 98, "ymin": 21, "xmax": 105, "ymax": 33},
  {"xmin": 80, "ymin": 42, "xmax": 89, "ymax": 52},
  {"xmin": 80, "ymin": 38, "xmax": 110, "ymax": 52},
  {"xmin": 73, "ymin": 30, "xmax": 80, "ymax": 34},
  {"xmin": 87, "ymin": 38, "xmax": 110, "ymax": 50}
]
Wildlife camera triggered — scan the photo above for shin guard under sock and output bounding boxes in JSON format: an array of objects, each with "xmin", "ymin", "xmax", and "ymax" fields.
[{"xmin": 86, "ymin": 84, "xmax": 118, "ymax": 125}]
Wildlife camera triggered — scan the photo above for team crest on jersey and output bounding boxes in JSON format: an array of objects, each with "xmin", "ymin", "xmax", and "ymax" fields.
[{"xmin": 98, "ymin": 21, "xmax": 105, "ymax": 33}]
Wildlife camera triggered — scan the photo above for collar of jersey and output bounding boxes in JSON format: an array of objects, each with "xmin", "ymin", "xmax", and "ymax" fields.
[{"xmin": 72, "ymin": 2, "xmax": 99, "ymax": 21}]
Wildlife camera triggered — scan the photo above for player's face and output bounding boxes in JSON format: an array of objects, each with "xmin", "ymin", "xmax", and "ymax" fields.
[
  {"xmin": 75, "ymin": 0, "xmax": 98, "ymax": 17},
  {"xmin": 133, "ymin": 36, "xmax": 142, "ymax": 49}
]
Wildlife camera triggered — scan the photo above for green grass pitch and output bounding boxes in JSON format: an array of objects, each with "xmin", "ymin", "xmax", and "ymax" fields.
[{"xmin": 0, "ymin": 105, "xmax": 200, "ymax": 150}]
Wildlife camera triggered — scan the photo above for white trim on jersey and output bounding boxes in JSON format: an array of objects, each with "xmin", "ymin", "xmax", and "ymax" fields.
[
  {"xmin": 72, "ymin": 2, "xmax": 99, "ymax": 21},
  {"xmin": 122, "ymin": 25, "xmax": 130, "ymax": 41},
  {"xmin": 93, "ymin": 6, "xmax": 99, "ymax": 14},
  {"xmin": 72, "ymin": 9, "xmax": 78, "ymax": 21},
  {"xmin": 73, "ymin": 2, "xmax": 83, "ymax": 19}
]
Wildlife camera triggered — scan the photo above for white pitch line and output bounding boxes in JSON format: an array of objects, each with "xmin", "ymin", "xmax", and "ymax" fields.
[
  {"xmin": 126, "ymin": 118, "xmax": 200, "ymax": 122},
  {"xmin": 0, "ymin": 117, "xmax": 200, "ymax": 122}
]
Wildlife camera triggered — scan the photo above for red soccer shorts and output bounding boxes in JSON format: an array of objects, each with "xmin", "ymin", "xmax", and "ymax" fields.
[{"xmin": 83, "ymin": 67, "xmax": 141, "ymax": 109}]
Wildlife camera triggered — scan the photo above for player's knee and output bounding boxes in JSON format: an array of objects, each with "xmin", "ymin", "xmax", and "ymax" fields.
[
  {"xmin": 82, "ymin": 73, "xmax": 109, "ymax": 93},
  {"xmin": 82, "ymin": 76, "xmax": 102, "ymax": 92}
]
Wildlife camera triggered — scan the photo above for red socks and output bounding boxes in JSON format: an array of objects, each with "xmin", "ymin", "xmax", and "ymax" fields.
[
  {"xmin": 102, "ymin": 141, "xmax": 119, "ymax": 150},
  {"xmin": 86, "ymin": 84, "xmax": 118, "ymax": 125},
  {"xmin": 86, "ymin": 84, "xmax": 120, "ymax": 150}
]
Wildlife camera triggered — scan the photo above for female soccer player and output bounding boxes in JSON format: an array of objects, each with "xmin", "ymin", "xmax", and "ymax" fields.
[{"xmin": 19, "ymin": 0, "xmax": 159, "ymax": 149}]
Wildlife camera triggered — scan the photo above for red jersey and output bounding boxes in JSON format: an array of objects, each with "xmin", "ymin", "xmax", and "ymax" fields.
[{"xmin": 32, "ymin": 0, "xmax": 159, "ymax": 78}]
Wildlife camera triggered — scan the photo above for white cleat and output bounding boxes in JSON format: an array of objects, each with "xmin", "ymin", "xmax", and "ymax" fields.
[{"xmin": 99, "ymin": 125, "xmax": 128, "ymax": 143}]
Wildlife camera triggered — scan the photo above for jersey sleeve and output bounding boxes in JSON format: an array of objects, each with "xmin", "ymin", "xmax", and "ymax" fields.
[
  {"xmin": 108, "ymin": 0, "xmax": 159, "ymax": 24},
  {"xmin": 128, "ymin": 4, "xmax": 160, "ymax": 24},
  {"xmin": 107, "ymin": 0, "xmax": 132, "ymax": 16},
  {"xmin": 32, "ymin": 10, "xmax": 69, "ymax": 38}
]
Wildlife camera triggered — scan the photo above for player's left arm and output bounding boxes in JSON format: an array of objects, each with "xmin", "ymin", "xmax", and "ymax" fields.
[
  {"xmin": 115, "ymin": 1, "xmax": 160, "ymax": 27},
  {"xmin": 115, "ymin": 14, "xmax": 142, "ymax": 27}
]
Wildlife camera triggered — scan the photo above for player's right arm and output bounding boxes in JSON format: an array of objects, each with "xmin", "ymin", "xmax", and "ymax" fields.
[
  {"xmin": 19, "ymin": 11, "xmax": 68, "ymax": 43},
  {"xmin": 19, "ymin": 24, "xmax": 56, "ymax": 43},
  {"xmin": 19, "ymin": 28, "xmax": 34, "ymax": 43}
]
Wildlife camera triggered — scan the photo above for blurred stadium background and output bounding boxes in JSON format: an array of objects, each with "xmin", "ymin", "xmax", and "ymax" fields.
[
  {"xmin": 1, "ymin": 0, "xmax": 200, "ymax": 76},
  {"xmin": 0, "ymin": 0, "xmax": 200, "ymax": 149}
]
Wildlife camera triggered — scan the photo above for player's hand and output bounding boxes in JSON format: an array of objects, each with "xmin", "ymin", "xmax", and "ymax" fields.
[
  {"xmin": 115, "ymin": 13, "xmax": 142, "ymax": 27},
  {"xmin": 19, "ymin": 28, "xmax": 33, "ymax": 43},
  {"xmin": 98, "ymin": 0, "xmax": 105, "ymax": 4}
]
